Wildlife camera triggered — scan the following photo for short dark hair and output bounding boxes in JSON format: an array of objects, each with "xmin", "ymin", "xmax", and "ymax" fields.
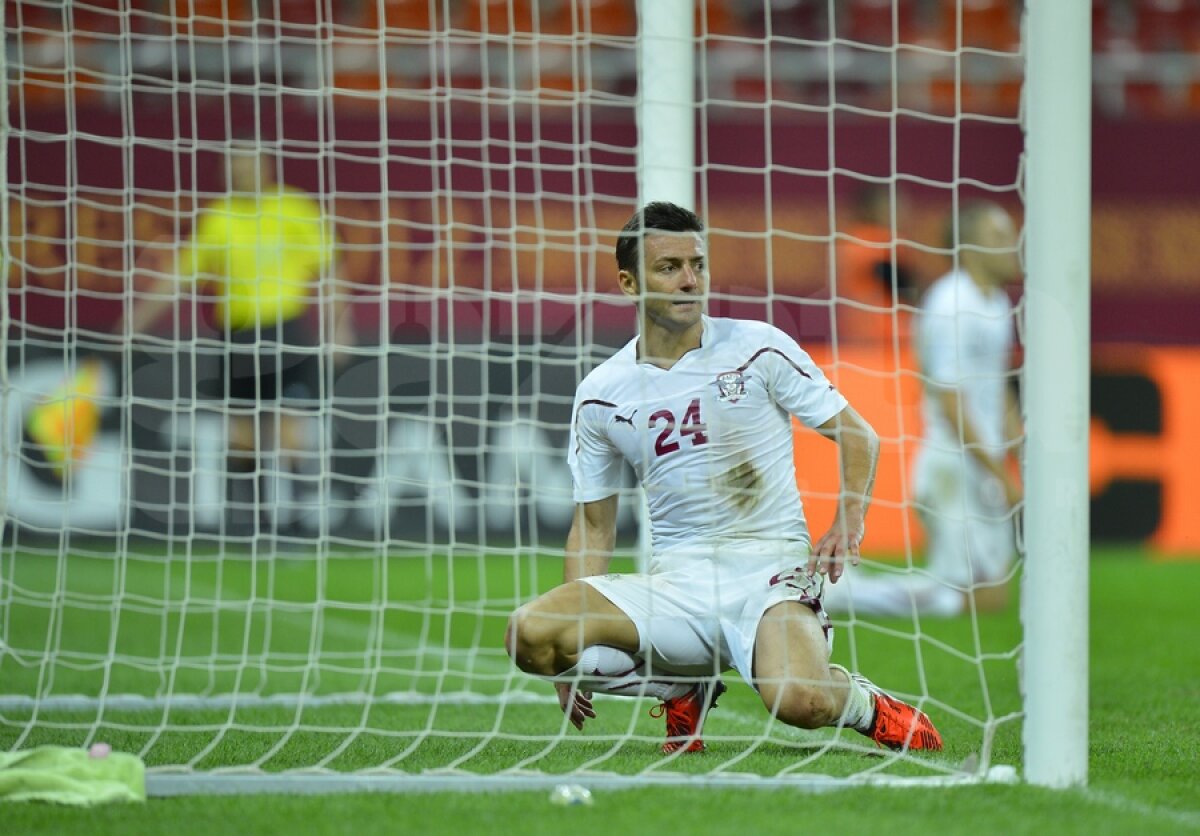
[{"xmin": 615, "ymin": 201, "xmax": 705, "ymax": 276}]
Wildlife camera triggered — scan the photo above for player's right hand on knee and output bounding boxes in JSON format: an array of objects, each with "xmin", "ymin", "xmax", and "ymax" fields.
[{"xmin": 556, "ymin": 682, "xmax": 595, "ymax": 730}]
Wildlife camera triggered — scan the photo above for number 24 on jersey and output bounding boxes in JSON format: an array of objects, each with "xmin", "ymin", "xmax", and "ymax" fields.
[{"xmin": 647, "ymin": 398, "xmax": 708, "ymax": 457}]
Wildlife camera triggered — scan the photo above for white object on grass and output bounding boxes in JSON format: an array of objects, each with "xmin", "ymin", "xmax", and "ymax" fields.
[{"xmin": 549, "ymin": 784, "xmax": 594, "ymax": 807}]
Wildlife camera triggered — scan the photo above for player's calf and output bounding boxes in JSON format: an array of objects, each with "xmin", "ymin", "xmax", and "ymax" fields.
[{"xmin": 758, "ymin": 680, "xmax": 842, "ymax": 730}]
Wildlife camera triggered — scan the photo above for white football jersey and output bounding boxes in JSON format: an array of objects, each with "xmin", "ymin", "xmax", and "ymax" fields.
[
  {"xmin": 916, "ymin": 269, "xmax": 1016, "ymax": 455},
  {"xmin": 568, "ymin": 316, "xmax": 848, "ymax": 554}
]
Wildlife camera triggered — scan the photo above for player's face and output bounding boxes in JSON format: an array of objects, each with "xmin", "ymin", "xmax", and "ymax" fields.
[
  {"xmin": 620, "ymin": 231, "xmax": 707, "ymax": 332},
  {"xmin": 976, "ymin": 209, "xmax": 1021, "ymax": 286}
]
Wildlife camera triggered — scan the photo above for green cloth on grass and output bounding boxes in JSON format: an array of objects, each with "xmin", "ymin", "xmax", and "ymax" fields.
[{"xmin": 0, "ymin": 746, "xmax": 145, "ymax": 805}]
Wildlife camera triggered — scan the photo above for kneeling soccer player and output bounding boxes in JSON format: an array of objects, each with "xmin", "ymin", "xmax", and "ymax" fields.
[{"xmin": 506, "ymin": 202, "xmax": 941, "ymax": 754}]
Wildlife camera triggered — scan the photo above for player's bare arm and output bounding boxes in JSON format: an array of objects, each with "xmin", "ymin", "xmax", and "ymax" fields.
[
  {"xmin": 555, "ymin": 496, "xmax": 619, "ymax": 727},
  {"xmin": 809, "ymin": 404, "xmax": 879, "ymax": 583},
  {"xmin": 563, "ymin": 496, "xmax": 618, "ymax": 583},
  {"xmin": 934, "ymin": 386, "xmax": 1021, "ymax": 506}
]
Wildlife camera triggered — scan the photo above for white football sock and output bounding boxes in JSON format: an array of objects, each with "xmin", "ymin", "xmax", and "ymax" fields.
[
  {"xmin": 822, "ymin": 569, "xmax": 964, "ymax": 618},
  {"xmin": 829, "ymin": 664, "xmax": 875, "ymax": 732},
  {"xmin": 554, "ymin": 645, "xmax": 692, "ymax": 701}
]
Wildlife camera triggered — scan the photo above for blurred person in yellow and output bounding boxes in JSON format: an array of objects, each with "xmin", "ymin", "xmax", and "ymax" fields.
[{"xmin": 124, "ymin": 132, "xmax": 350, "ymax": 532}]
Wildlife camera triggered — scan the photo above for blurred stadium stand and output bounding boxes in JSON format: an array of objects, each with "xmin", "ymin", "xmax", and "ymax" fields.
[{"xmin": 4, "ymin": 1, "xmax": 1199, "ymax": 118}]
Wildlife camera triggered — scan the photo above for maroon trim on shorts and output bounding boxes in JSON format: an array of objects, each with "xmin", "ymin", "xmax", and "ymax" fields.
[
  {"xmin": 588, "ymin": 662, "xmax": 642, "ymax": 680},
  {"xmin": 801, "ymin": 594, "xmax": 833, "ymax": 642},
  {"xmin": 768, "ymin": 567, "xmax": 832, "ymax": 641}
]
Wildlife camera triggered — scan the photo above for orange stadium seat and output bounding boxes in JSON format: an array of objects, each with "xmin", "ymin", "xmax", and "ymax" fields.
[
  {"xmin": 257, "ymin": 0, "xmax": 367, "ymax": 37},
  {"xmin": 836, "ymin": 0, "xmax": 920, "ymax": 46},
  {"xmin": 362, "ymin": 0, "xmax": 443, "ymax": 33},
  {"xmin": 44, "ymin": 4, "xmax": 141, "ymax": 45},
  {"xmin": 5, "ymin": 0, "xmax": 59, "ymax": 31},
  {"xmin": 13, "ymin": 67, "xmax": 107, "ymax": 111},
  {"xmin": 1135, "ymin": 0, "xmax": 1200, "ymax": 52},
  {"xmin": 1123, "ymin": 78, "xmax": 1197, "ymax": 116},
  {"xmin": 928, "ymin": 75, "xmax": 1019, "ymax": 116},
  {"xmin": 69, "ymin": 0, "xmax": 125, "ymax": 39},
  {"xmin": 332, "ymin": 65, "xmax": 388, "ymax": 110},
  {"xmin": 699, "ymin": 0, "xmax": 743, "ymax": 38},
  {"xmin": 583, "ymin": 0, "xmax": 636, "ymax": 37},
  {"xmin": 458, "ymin": 0, "xmax": 536, "ymax": 35},
  {"xmin": 1092, "ymin": 1, "xmax": 1132, "ymax": 53},
  {"xmin": 543, "ymin": 0, "xmax": 636, "ymax": 38},
  {"xmin": 173, "ymin": 0, "xmax": 253, "ymax": 38},
  {"xmin": 758, "ymin": 1, "xmax": 830, "ymax": 41},
  {"xmin": 542, "ymin": 0, "xmax": 740, "ymax": 40},
  {"xmin": 13, "ymin": 68, "xmax": 70, "ymax": 110},
  {"xmin": 936, "ymin": 0, "xmax": 1020, "ymax": 52},
  {"xmin": 6, "ymin": 2, "xmax": 109, "ymax": 105},
  {"xmin": 272, "ymin": 0, "xmax": 322, "ymax": 29}
]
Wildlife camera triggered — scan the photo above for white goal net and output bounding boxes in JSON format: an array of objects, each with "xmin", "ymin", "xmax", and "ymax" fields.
[{"xmin": 0, "ymin": 0, "xmax": 1086, "ymax": 792}]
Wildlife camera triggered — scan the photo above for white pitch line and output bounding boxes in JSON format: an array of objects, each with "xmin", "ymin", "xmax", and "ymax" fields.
[{"xmin": 1083, "ymin": 789, "xmax": 1200, "ymax": 830}]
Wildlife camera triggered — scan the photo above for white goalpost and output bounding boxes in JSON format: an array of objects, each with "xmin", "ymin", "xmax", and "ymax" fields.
[
  {"xmin": 1022, "ymin": 0, "xmax": 1090, "ymax": 789},
  {"xmin": 0, "ymin": 0, "xmax": 1088, "ymax": 793},
  {"xmin": 638, "ymin": 0, "xmax": 693, "ymax": 208}
]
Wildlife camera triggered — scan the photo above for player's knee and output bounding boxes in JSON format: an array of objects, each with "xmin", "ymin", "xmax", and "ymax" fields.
[
  {"xmin": 762, "ymin": 682, "xmax": 840, "ymax": 730},
  {"xmin": 505, "ymin": 606, "xmax": 560, "ymax": 676}
]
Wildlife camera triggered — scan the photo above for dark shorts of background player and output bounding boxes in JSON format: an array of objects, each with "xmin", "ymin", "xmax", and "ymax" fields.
[{"xmin": 212, "ymin": 317, "xmax": 322, "ymax": 408}]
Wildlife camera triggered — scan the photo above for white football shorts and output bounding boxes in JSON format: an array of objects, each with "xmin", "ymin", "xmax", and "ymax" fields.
[
  {"xmin": 912, "ymin": 445, "xmax": 1017, "ymax": 587},
  {"xmin": 579, "ymin": 539, "xmax": 830, "ymax": 680}
]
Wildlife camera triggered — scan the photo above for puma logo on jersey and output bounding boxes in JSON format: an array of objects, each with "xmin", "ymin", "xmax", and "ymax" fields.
[{"xmin": 614, "ymin": 410, "xmax": 638, "ymax": 427}]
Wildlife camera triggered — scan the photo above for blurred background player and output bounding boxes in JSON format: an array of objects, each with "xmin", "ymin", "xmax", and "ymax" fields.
[
  {"xmin": 834, "ymin": 184, "xmax": 918, "ymax": 347},
  {"xmin": 824, "ymin": 199, "xmax": 1022, "ymax": 617},
  {"xmin": 124, "ymin": 132, "xmax": 349, "ymax": 536}
]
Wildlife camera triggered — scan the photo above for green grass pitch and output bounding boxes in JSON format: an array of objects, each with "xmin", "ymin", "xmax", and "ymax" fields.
[{"xmin": 2, "ymin": 545, "xmax": 1197, "ymax": 834}]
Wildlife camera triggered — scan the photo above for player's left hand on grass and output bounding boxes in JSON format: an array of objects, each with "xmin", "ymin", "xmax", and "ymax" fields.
[
  {"xmin": 808, "ymin": 517, "xmax": 864, "ymax": 584},
  {"xmin": 556, "ymin": 682, "xmax": 595, "ymax": 731}
]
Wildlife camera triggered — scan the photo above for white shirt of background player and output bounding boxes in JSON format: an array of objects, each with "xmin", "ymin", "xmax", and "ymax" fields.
[{"xmin": 917, "ymin": 203, "xmax": 1023, "ymax": 509}]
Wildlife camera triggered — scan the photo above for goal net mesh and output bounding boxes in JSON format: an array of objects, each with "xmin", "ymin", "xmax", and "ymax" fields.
[{"xmin": 0, "ymin": 0, "xmax": 1024, "ymax": 789}]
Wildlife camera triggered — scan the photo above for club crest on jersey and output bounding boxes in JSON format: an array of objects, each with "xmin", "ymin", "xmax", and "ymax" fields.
[{"xmin": 714, "ymin": 371, "xmax": 747, "ymax": 403}]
